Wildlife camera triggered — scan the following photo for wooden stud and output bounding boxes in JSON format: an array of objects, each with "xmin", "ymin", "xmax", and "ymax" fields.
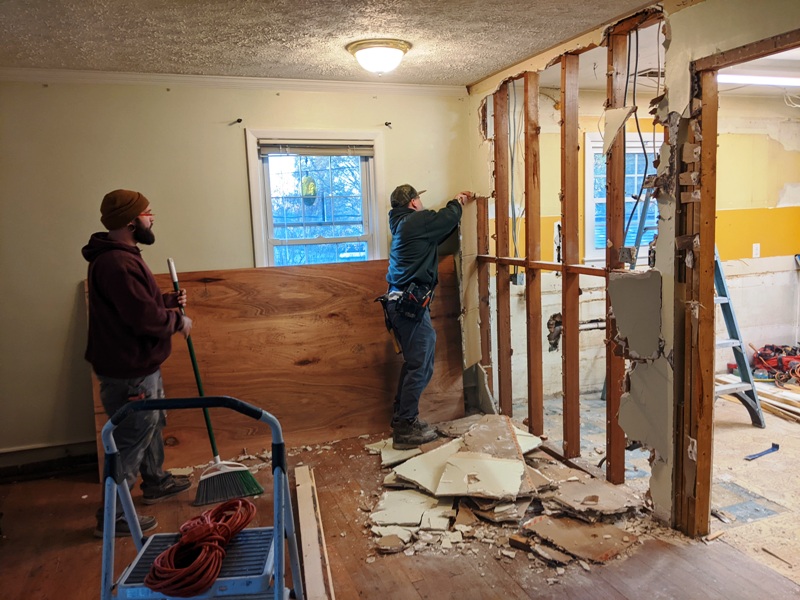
[
  {"xmin": 560, "ymin": 53, "xmax": 581, "ymax": 458},
  {"xmin": 524, "ymin": 71, "xmax": 544, "ymax": 436},
  {"xmin": 296, "ymin": 465, "xmax": 333, "ymax": 599},
  {"xmin": 494, "ymin": 82, "xmax": 513, "ymax": 416},
  {"xmin": 477, "ymin": 195, "xmax": 493, "ymax": 394},
  {"xmin": 693, "ymin": 29, "xmax": 800, "ymax": 72},
  {"xmin": 604, "ymin": 32, "xmax": 627, "ymax": 484},
  {"xmin": 691, "ymin": 69, "xmax": 719, "ymax": 538}
]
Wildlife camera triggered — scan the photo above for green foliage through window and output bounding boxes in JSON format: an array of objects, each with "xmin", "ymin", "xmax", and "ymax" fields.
[{"xmin": 264, "ymin": 152, "xmax": 373, "ymax": 266}]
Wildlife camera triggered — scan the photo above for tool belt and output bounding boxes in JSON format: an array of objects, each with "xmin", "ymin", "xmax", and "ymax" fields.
[{"xmin": 391, "ymin": 282, "xmax": 434, "ymax": 322}]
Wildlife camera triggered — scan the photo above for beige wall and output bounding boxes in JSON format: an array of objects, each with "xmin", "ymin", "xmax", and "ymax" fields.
[{"xmin": 0, "ymin": 78, "xmax": 470, "ymax": 464}]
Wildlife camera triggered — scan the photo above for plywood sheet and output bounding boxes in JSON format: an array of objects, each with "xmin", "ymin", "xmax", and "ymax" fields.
[{"xmin": 91, "ymin": 258, "xmax": 465, "ymax": 469}]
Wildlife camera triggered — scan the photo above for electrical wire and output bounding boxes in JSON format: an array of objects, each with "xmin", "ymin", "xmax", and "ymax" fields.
[
  {"xmin": 785, "ymin": 90, "xmax": 800, "ymax": 108},
  {"xmin": 623, "ymin": 28, "xmax": 652, "ymax": 246},
  {"xmin": 144, "ymin": 498, "xmax": 257, "ymax": 597},
  {"xmin": 509, "ymin": 79, "xmax": 519, "ymax": 260}
]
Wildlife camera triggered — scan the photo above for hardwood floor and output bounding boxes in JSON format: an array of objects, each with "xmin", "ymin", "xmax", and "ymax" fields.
[{"xmin": 1, "ymin": 434, "xmax": 798, "ymax": 599}]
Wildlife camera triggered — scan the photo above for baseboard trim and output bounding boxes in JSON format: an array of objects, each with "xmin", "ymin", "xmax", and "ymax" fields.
[{"xmin": 0, "ymin": 442, "xmax": 98, "ymax": 483}]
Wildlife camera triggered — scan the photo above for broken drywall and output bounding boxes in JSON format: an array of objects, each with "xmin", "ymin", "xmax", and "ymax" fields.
[
  {"xmin": 522, "ymin": 516, "xmax": 638, "ymax": 563},
  {"xmin": 365, "ymin": 438, "xmax": 422, "ymax": 467},
  {"xmin": 718, "ymin": 115, "xmax": 800, "ymax": 153},
  {"xmin": 608, "ymin": 269, "xmax": 663, "ymax": 359},
  {"xmin": 603, "ymin": 106, "xmax": 637, "ymax": 155},
  {"xmin": 370, "ymin": 490, "xmax": 450, "ymax": 526},
  {"xmin": 458, "ymin": 201, "xmax": 482, "ymax": 369},
  {"xmin": 437, "ymin": 452, "xmax": 525, "ymax": 500},
  {"xmin": 778, "ymin": 183, "xmax": 800, "ymax": 207},
  {"xmin": 393, "ymin": 438, "xmax": 464, "ymax": 495},
  {"xmin": 619, "ymin": 357, "xmax": 674, "ymax": 523},
  {"xmin": 619, "ymin": 359, "xmax": 672, "ymax": 458}
]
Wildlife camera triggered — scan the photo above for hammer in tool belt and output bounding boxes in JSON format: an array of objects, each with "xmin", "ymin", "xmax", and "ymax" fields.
[{"xmin": 376, "ymin": 295, "xmax": 402, "ymax": 354}]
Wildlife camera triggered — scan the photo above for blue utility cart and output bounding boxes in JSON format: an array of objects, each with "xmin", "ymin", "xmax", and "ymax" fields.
[{"xmin": 99, "ymin": 396, "xmax": 305, "ymax": 600}]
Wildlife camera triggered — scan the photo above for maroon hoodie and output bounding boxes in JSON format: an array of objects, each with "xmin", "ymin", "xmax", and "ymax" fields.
[{"xmin": 82, "ymin": 233, "xmax": 182, "ymax": 378}]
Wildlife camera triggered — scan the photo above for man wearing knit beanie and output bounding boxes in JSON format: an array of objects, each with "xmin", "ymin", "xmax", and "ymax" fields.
[{"xmin": 82, "ymin": 189, "xmax": 193, "ymax": 538}]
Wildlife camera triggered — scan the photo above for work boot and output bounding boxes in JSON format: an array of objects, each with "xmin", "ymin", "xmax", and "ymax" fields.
[
  {"xmin": 141, "ymin": 474, "xmax": 192, "ymax": 505},
  {"xmin": 93, "ymin": 514, "xmax": 158, "ymax": 538},
  {"xmin": 392, "ymin": 418, "xmax": 438, "ymax": 449}
]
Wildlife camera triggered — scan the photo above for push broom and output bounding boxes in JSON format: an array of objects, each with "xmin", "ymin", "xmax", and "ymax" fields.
[{"xmin": 167, "ymin": 258, "xmax": 264, "ymax": 506}]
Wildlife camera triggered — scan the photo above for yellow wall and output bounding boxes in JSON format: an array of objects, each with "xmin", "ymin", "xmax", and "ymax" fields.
[
  {"xmin": 715, "ymin": 132, "xmax": 800, "ymax": 259},
  {"xmin": 717, "ymin": 207, "xmax": 800, "ymax": 261},
  {"xmin": 487, "ymin": 216, "xmax": 560, "ymax": 262}
]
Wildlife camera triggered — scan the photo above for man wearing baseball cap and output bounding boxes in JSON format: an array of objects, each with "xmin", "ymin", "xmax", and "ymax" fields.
[
  {"xmin": 83, "ymin": 189, "xmax": 192, "ymax": 537},
  {"xmin": 384, "ymin": 184, "xmax": 474, "ymax": 448}
]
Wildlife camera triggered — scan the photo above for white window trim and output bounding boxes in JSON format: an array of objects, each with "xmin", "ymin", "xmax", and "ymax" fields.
[
  {"xmin": 245, "ymin": 128, "xmax": 387, "ymax": 267},
  {"xmin": 583, "ymin": 131, "xmax": 663, "ymax": 264}
]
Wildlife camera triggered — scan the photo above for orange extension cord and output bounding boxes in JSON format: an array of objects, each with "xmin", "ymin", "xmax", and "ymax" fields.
[{"xmin": 144, "ymin": 498, "xmax": 257, "ymax": 597}]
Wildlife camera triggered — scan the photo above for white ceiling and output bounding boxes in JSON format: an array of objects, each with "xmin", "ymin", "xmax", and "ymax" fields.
[{"xmin": 0, "ymin": 0, "xmax": 654, "ymax": 87}]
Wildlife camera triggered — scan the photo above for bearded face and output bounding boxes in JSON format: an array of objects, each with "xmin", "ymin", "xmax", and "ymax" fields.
[{"xmin": 132, "ymin": 217, "xmax": 155, "ymax": 245}]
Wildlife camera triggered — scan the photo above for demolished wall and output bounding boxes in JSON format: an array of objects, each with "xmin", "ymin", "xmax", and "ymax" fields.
[{"xmin": 465, "ymin": 0, "xmax": 800, "ymax": 525}]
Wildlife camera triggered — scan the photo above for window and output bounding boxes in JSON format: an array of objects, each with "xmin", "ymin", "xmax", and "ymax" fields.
[
  {"xmin": 584, "ymin": 131, "xmax": 663, "ymax": 263},
  {"xmin": 246, "ymin": 130, "xmax": 385, "ymax": 267}
]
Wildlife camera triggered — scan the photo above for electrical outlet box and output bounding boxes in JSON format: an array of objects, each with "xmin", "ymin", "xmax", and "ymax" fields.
[
  {"xmin": 510, "ymin": 272, "xmax": 525, "ymax": 286},
  {"xmin": 619, "ymin": 247, "xmax": 635, "ymax": 266},
  {"xmin": 752, "ymin": 243, "xmax": 761, "ymax": 258}
]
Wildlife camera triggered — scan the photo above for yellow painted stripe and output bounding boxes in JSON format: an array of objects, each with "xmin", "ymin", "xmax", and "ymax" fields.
[{"xmin": 717, "ymin": 207, "xmax": 800, "ymax": 260}]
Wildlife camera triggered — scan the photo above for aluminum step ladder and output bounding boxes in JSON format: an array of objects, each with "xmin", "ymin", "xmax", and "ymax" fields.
[
  {"xmin": 714, "ymin": 249, "xmax": 766, "ymax": 428},
  {"xmin": 620, "ymin": 175, "xmax": 658, "ymax": 270}
]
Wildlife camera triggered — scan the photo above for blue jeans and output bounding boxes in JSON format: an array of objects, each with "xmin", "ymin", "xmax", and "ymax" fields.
[
  {"xmin": 96, "ymin": 370, "xmax": 170, "ymax": 521},
  {"xmin": 387, "ymin": 302, "xmax": 436, "ymax": 422}
]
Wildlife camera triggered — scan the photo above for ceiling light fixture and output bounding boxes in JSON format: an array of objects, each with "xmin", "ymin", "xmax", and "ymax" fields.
[
  {"xmin": 717, "ymin": 73, "xmax": 800, "ymax": 87},
  {"xmin": 346, "ymin": 39, "xmax": 411, "ymax": 74}
]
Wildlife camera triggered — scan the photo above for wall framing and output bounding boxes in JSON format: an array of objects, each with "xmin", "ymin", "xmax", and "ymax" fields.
[
  {"xmin": 675, "ymin": 27, "xmax": 800, "ymax": 537},
  {"xmin": 474, "ymin": 12, "xmax": 665, "ymax": 483}
]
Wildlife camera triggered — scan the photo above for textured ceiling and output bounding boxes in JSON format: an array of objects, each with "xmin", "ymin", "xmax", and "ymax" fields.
[{"xmin": 0, "ymin": 0, "xmax": 653, "ymax": 86}]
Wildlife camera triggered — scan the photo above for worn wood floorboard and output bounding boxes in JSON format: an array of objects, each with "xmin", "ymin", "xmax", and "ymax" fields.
[{"xmin": 1, "ymin": 432, "xmax": 799, "ymax": 599}]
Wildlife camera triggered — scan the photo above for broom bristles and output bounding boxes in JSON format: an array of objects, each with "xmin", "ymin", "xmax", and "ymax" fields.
[{"xmin": 193, "ymin": 461, "xmax": 264, "ymax": 506}]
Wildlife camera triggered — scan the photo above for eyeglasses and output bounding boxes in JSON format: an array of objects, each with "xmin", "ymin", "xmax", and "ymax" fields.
[{"xmin": 139, "ymin": 211, "xmax": 155, "ymax": 218}]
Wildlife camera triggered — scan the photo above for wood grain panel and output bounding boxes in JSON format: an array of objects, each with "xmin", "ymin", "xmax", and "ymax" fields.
[{"xmin": 92, "ymin": 258, "xmax": 464, "ymax": 469}]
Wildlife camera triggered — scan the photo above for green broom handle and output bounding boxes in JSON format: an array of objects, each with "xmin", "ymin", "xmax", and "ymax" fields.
[{"xmin": 167, "ymin": 258, "xmax": 220, "ymax": 461}]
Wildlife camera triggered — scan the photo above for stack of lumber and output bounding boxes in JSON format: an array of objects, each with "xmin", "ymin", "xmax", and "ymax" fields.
[{"xmin": 716, "ymin": 374, "xmax": 800, "ymax": 423}]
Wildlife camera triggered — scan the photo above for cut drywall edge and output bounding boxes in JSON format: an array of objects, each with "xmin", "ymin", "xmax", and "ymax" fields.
[
  {"xmin": 393, "ymin": 438, "xmax": 464, "ymax": 494},
  {"xmin": 603, "ymin": 106, "xmax": 637, "ymax": 155},
  {"xmin": 370, "ymin": 489, "xmax": 442, "ymax": 526},
  {"xmin": 778, "ymin": 183, "xmax": 800, "ymax": 207},
  {"xmin": 366, "ymin": 438, "xmax": 422, "ymax": 467},
  {"xmin": 608, "ymin": 269, "xmax": 663, "ymax": 359},
  {"xmin": 618, "ymin": 359, "xmax": 672, "ymax": 457},
  {"xmin": 459, "ymin": 200, "xmax": 481, "ymax": 369},
  {"xmin": 436, "ymin": 451, "xmax": 524, "ymax": 500},
  {"xmin": 513, "ymin": 425, "xmax": 543, "ymax": 454}
]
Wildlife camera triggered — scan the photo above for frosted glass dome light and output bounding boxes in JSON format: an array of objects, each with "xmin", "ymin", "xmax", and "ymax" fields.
[{"xmin": 346, "ymin": 39, "xmax": 411, "ymax": 74}]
